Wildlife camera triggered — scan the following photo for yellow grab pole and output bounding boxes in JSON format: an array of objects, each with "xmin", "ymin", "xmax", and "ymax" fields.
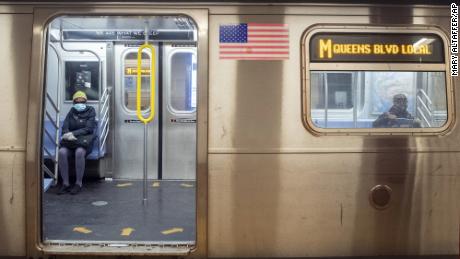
[
  {"xmin": 136, "ymin": 43, "xmax": 156, "ymax": 124},
  {"xmin": 136, "ymin": 43, "xmax": 155, "ymax": 204}
]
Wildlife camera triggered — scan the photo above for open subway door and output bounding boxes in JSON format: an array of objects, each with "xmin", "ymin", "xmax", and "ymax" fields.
[{"xmin": 162, "ymin": 45, "xmax": 197, "ymax": 180}]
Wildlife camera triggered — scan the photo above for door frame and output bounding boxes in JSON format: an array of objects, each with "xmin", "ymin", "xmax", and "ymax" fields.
[{"xmin": 25, "ymin": 6, "xmax": 208, "ymax": 257}]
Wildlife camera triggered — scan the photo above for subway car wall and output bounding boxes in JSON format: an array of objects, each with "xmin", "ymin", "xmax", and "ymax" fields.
[{"xmin": 0, "ymin": 1, "xmax": 457, "ymax": 259}]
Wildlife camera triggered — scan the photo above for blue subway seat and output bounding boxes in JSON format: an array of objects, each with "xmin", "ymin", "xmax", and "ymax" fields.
[{"xmin": 43, "ymin": 120, "xmax": 105, "ymax": 160}]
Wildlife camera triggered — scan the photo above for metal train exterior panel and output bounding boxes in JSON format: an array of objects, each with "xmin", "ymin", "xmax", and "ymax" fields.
[{"xmin": 0, "ymin": 2, "xmax": 457, "ymax": 258}]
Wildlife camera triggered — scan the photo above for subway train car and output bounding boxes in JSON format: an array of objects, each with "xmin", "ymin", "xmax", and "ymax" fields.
[{"xmin": 0, "ymin": 1, "xmax": 458, "ymax": 258}]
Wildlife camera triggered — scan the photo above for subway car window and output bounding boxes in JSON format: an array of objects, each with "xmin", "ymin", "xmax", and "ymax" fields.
[
  {"xmin": 41, "ymin": 15, "xmax": 197, "ymax": 248},
  {"xmin": 310, "ymin": 73, "xmax": 354, "ymax": 110},
  {"xmin": 123, "ymin": 52, "xmax": 151, "ymax": 111},
  {"xmin": 169, "ymin": 52, "xmax": 197, "ymax": 113},
  {"xmin": 304, "ymin": 30, "xmax": 451, "ymax": 132},
  {"xmin": 310, "ymin": 71, "xmax": 447, "ymax": 128}
]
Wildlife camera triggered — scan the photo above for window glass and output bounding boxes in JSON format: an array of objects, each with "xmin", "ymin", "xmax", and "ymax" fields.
[
  {"xmin": 65, "ymin": 61, "xmax": 99, "ymax": 101},
  {"xmin": 311, "ymin": 73, "xmax": 353, "ymax": 109},
  {"xmin": 123, "ymin": 51, "xmax": 151, "ymax": 111},
  {"xmin": 310, "ymin": 71, "xmax": 447, "ymax": 129},
  {"xmin": 170, "ymin": 52, "xmax": 196, "ymax": 112}
]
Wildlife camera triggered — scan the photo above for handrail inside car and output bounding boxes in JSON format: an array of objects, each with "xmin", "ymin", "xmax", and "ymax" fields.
[{"xmin": 136, "ymin": 44, "xmax": 156, "ymax": 124}]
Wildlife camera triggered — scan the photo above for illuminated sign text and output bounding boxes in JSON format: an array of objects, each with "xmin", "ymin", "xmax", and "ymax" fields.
[{"xmin": 310, "ymin": 33, "xmax": 444, "ymax": 63}]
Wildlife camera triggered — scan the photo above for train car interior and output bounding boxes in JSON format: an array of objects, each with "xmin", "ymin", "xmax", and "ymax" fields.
[{"xmin": 41, "ymin": 15, "xmax": 197, "ymax": 245}]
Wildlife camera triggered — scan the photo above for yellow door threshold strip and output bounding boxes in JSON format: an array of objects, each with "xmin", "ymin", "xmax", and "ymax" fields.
[
  {"xmin": 161, "ymin": 227, "xmax": 183, "ymax": 235},
  {"xmin": 73, "ymin": 227, "xmax": 92, "ymax": 234}
]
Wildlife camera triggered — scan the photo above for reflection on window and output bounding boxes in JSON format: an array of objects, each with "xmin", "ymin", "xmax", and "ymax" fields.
[
  {"xmin": 123, "ymin": 52, "xmax": 151, "ymax": 111},
  {"xmin": 170, "ymin": 52, "xmax": 196, "ymax": 113},
  {"xmin": 310, "ymin": 71, "xmax": 447, "ymax": 129}
]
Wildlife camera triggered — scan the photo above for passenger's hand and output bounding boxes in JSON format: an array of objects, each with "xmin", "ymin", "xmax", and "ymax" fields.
[
  {"xmin": 62, "ymin": 132, "xmax": 77, "ymax": 141},
  {"xmin": 67, "ymin": 132, "xmax": 77, "ymax": 141},
  {"xmin": 62, "ymin": 132, "xmax": 72, "ymax": 140},
  {"xmin": 387, "ymin": 114, "xmax": 397, "ymax": 120}
]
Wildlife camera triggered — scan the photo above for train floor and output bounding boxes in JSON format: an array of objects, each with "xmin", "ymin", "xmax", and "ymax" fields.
[{"xmin": 43, "ymin": 179, "xmax": 195, "ymax": 243}]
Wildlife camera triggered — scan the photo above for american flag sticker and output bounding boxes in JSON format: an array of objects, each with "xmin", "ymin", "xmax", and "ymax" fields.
[{"xmin": 219, "ymin": 23, "xmax": 289, "ymax": 60}]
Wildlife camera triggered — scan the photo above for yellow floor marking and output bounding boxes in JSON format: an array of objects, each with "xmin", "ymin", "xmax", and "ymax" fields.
[
  {"xmin": 116, "ymin": 183, "xmax": 133, "ymax": 187},
  {"xmin": 73, "ymin": 227, "xmax": 92, "ymax": 234},
  {"xmin": 121, "ymin": 227, "xmax": 135, "ymax": 236},
  {"xmin": 180, "ymin": 183, "xmax": 194, "ymax": 188},
  {"xmin": 161, "ymin": 227, "xmax": 184, "ymax": 235},
  {"xmin": 152, "ymin": 182, "xmax": 160, "ymax": 187}
]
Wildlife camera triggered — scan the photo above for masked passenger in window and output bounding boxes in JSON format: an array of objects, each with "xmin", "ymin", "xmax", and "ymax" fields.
[{"xmin": 372, "ymin": 94, "xmax": 421, "ymax": 128}]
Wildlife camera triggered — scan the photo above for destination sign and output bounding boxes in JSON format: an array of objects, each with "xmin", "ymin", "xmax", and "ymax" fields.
[{"xmin": 310, "ymin": 33, "xmax": 444, "ymax": 63}]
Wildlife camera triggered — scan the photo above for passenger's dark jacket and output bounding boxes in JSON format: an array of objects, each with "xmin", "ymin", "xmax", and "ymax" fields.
[
  {"xmin": 61, "ymin": 106, "xmax": 97, "ymax": 152},
  {"xmin": 372, "ymin": 105, "xmax": 416, "ymax": 128}
]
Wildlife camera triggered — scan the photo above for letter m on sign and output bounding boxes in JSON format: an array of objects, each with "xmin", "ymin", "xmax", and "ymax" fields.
[{"xmin": 319, "ymin": 39, "xmax": 332, "ymax": 59}]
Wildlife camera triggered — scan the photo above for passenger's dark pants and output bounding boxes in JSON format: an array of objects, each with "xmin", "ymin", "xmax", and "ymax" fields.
[{"xmin": 58, "ymin": 147, "xmax": 86, "ymax": 187}]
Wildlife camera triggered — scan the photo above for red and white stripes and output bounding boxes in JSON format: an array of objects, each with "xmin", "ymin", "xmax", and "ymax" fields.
[{"xmin": 219, "ymin": 23, "xmax": 289, "ymax": 60}]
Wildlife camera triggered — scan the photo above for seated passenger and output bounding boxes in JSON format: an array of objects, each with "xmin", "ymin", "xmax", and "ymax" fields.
[
  {"xmin": 57, "ymin": 91, "xmax": 96, "ymax": 195},
  {"xmin": 373, "ymin": 94, "xmax": 421, "ymax": 128}
]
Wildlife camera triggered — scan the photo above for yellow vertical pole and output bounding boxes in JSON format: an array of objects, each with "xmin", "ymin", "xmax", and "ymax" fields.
[{"xmin": 136, "ymin": 43, "xmax": 156, "ymax": 204}]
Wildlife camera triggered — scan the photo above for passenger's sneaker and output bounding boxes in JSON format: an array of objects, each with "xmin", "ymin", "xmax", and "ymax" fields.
[
  {"xmin": 70, "ymin": 185, "xmax": 82, "ymax": 195},
  {"xmin": 57, "ymin": 185, "xmax": 71, "ymax": 195}
]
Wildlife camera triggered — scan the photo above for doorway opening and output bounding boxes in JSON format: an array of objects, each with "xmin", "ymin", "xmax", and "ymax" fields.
[{"xmin": 41, "ymin": 15, "xmax": 197, "ymax": 246}]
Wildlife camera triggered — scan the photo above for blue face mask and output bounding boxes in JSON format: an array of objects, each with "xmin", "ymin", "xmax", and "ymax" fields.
[{"xmin": 73, "ymin": 103, "xmax": 87, "ymax": 112}]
